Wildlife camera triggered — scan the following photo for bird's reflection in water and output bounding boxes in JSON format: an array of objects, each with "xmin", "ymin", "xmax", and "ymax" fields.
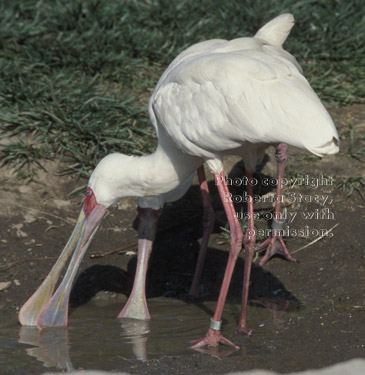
[
  {"xmin": 19, "ymin": 307, "xmax": 245, "ymax": 367},
  {"xmin": 19, "ymin": 326, "xmax": 74, "ymax": 371},
  {"xmin": 253, "ymin": 297, "xmax": 295, "ymax": 329},
  {"xmin": 192, "ymin": 344, "xmax": 241, "ymax": 359},
  {"xmin": 119, "ymin": 318, "xmax": 150, "ymax": 361}
]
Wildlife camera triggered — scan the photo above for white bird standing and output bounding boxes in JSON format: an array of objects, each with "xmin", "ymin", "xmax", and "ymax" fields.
[{"xmin": 19, "ymin": 14, "xmax": 338, "ymax": 348}]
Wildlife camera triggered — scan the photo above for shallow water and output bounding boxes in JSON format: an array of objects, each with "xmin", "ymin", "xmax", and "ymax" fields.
[{"xmin": 0, "ymin": 297, "xmax": 298, "ymax": 373}]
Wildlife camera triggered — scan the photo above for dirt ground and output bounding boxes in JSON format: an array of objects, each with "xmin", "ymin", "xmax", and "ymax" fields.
[{"xmin": 0, "ymin": 104, "xmax": 364, "ymax": 374}]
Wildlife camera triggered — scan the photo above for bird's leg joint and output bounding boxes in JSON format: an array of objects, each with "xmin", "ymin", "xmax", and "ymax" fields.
[
  {"xmin": 275, "ymin": 143, "xmax": 288, "ymax": 164},
  {"xmin": 272, "ymin": 217, "xmax": 286, "ymax": 236}
]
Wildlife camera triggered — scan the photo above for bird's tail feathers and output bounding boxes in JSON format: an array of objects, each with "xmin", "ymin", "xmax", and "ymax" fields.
[
  {"xmin": 306, "ymin": 137, "xmax": 339, "ymax": 157},
  {"xmin": 255, "ymin": 13, "xmax": 295, "ymax": 47}
]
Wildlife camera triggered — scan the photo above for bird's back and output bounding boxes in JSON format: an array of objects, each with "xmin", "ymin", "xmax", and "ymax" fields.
[{"xmin": 149, "ymin": 14, "xmax": 339, "ymax": 163}]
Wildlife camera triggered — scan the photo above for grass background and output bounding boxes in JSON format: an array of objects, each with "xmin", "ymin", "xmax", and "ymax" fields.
[{"xmin": 0, "ymin": 0, "xmax": 364, "ymax": 180}]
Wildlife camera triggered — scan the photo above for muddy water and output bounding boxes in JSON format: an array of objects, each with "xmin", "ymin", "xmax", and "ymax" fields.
[{"xmin": 0, "ymin": 297, "xmax": 300, "ymax": 373}]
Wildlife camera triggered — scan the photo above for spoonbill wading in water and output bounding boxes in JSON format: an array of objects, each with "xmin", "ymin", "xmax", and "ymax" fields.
[{"xmin": 19, "ymin": 13, "xmax": 339, "ymax": 348}]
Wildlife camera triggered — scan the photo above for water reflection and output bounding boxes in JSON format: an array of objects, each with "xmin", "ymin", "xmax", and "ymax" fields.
[
  {"xmin": 192, "ymin": 344, "xmax": 240, "ymax": 359},
  {"xmin": 119, "ymin": 318, "xmax": 150, "ymax": 361},
  {"xmin": 252, "ymin": 297, "xmax": 297, "ymax": 329},
  {"xmin": 18, "ymin": 319, "xmax": 154, "ymax": 370},
  {"xmin": 17, "ymin": 299, "xmax": 258, "ymax": 370},
  {"xmin": 19, "ymin": 326, "xmax": 74, "ymax": 371}
]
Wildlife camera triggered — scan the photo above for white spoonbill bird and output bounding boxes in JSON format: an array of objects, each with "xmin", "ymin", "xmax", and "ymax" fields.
[{"xmin": 19, "ymin": 13, "xmax": 338, "ymax": 349}]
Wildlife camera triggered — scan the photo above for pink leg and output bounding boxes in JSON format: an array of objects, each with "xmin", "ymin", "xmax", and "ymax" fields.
[
  {"xmin": 255, "ymin": 143, "xmax": 297, "ymax": 266},
  {"xmin": 191, "ymin": 171, "xmax": 241, "ymax": 349},
  {"xmin": 118, "ymin": 208, "xmax": 161, "ymax": 320},
  {"xmin": 238, "ymin": 170, "xmax": 255, "ymax": 335},
  {"xmin": 189, "ymin": 165, "xmax": 215, "ymax": 298}
]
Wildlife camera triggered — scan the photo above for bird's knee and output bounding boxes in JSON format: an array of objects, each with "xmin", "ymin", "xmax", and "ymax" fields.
[{"xmin": 275, "ymin": 143, "xmax": 288, "ymax": 164}]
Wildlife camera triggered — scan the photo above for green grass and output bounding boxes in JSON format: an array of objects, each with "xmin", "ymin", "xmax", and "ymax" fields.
[
  {"xmin": 337, "ymin": 176, "xmax": 364, "ymax": 198},
  {"xmin": 1, "ymin": 0, "xmax": 364, "ymax": 179},
  {"xmin": 344, "ymin": 118, "xmax": 365, "ymax": 161}
]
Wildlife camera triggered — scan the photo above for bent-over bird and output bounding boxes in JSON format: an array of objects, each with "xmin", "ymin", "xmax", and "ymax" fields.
[{"xmin": 19, "ymin": 13, "xmax": 339, "ymax": 348}]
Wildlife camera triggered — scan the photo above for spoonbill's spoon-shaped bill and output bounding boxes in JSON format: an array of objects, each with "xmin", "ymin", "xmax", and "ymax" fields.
[
  {"xmin": 18, "ymin": 210, "xmax": 85, "ymax": 326},
  {"xmin": 18, "ymin": 188, "xmax": 106, "ymax": 327}
]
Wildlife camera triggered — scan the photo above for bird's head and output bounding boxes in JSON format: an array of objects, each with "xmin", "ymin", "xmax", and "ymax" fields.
[
  {"xmin": 72, "ymin": 153, "xmax": 138, "ymax": 253},
  {"xmin": 86, "ymin": 153, "xmax": 136, "ymax": 208}
]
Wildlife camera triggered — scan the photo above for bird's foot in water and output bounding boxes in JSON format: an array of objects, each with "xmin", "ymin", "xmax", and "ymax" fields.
[
  {"xmin": 255, "ymin": 235, "xmax": 297, "ymax": 266},
  {"xmin": 190, "ymin": 328, "xmax": 239, "ymax": 350},
  {"xmin": 237, "ymin": 325, "xmax": 253, "ymax": 336}
]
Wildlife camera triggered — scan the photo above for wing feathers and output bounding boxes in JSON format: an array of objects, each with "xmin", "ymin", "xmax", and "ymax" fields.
[{"xmin": 150, "ymin": 14, "xmax": 338, "ymax": 160}]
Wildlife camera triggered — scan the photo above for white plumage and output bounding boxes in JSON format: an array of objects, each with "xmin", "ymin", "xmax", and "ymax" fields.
[
  {"xmin": 151, "ymin": 14, "xmax": 337, "ymax": 172},
  {"xmin": 19, "ymin": 14, "xmax": 339, "ymax": 349}
]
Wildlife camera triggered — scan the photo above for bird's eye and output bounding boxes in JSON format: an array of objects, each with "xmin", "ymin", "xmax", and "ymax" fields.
[{"xmin": 86, "ymin": 188, "xmax": 91, "ymax": 196}]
